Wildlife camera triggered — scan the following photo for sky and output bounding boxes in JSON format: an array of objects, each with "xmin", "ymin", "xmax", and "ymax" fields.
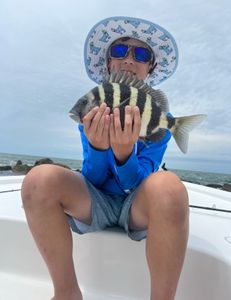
[{"xmin": 0, "ymin": 0, "xmax": 231, "ymax": 174}]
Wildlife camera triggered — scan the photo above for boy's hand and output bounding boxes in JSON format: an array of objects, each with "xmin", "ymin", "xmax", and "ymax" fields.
[
  {"xmin": 110, "ymin": 106, "xmax": 141, "ymax": 164},
  {"xmin": 83, "ymin": 103, "xmax": 110, "ymax": 150}
]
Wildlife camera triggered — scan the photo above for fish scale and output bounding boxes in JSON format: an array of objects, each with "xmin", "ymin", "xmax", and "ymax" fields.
[{"xmin": 101, "ymin": 83, "xmax": 113, "ymax": 108}]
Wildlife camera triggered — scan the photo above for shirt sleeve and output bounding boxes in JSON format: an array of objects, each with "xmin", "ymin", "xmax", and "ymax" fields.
[
  {"xmin": 111, "ymin": 130, "xmax": 171, "ymax": 191},
  {"xmin": 78, "ymin": 124, "xmax": 110, "ymax": 187}
]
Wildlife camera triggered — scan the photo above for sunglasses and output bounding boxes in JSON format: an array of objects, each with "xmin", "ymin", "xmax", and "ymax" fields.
[{"xmin": 109, "ymin": 44, "xmax": 154, "ymax": 64}]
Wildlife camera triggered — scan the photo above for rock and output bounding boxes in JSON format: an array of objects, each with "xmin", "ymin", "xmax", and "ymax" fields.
[
  {"xmin": 2, "ymin": 157, "xmax": 72, "ymax": 175},
  {"xmin": 34, "ymin": 158, "xmax": 54, "ymax": 166},
  {"xmin": 0, "ymin": 165, "xmax": 12, "ymax": 171},
  {"xmin": 53, "ymin": 163, "xmax": 71, "ymax": 169},
  {"xmin": 206, "ymin": 183, "xmax": 223, "ymax": 189},
  {"xmin": 33, "ymin": 158, "xmax": 70, "ymax": 170},
  {"xmin": 223, "ymin": 183, "xmax": 231, "ymax": 192},
  {"xmin": 12, "ymin": 160, "xmax": 32, "ymax": 174}
]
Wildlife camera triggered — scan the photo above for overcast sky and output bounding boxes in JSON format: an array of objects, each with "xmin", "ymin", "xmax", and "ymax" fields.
[{"xmin": 0, "ymin": 0, "xmax": 231, "ymax": 173}]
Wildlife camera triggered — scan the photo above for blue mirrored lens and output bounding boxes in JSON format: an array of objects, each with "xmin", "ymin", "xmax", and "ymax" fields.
[
  {"xmin": 110, "ymin": 44, "xmax": 128, "ymax": 58},
  {"xmin": 134, "ymin": 47, "xmax": 152, "ymax": 62},
  {"xmin": 110, "ymin": 44, "xmax": 152, "ymax": 63}
]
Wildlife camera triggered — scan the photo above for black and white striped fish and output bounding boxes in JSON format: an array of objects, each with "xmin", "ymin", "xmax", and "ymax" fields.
[{"xmin": 69, "ymin": 71, "xmax": 206, "ymax": 153}]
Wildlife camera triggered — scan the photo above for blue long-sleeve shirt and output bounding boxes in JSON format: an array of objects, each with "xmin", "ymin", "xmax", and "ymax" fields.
[{"xmin": 79, "ymin": 124, "xmax": 171, "ymax": 195}]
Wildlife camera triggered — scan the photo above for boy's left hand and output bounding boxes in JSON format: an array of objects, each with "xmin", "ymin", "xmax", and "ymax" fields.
[{"xmin": 110, "ymin": 105, "xmax": 141, "ymax": 164}]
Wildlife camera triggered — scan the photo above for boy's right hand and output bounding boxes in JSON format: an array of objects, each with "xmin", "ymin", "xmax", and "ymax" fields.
[{"xmin": 83, "ymin": 103, "xmax": 110, "ymax": 150}]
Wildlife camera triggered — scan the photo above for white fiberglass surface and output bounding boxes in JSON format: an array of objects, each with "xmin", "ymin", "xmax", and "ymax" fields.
[
  {"xmin": 0, "ymin": 176, "xmax": 231, "ymax": 300},
  {"xmin": 0, "ymin": 272, "xmax": 133, "ymax": 300}
]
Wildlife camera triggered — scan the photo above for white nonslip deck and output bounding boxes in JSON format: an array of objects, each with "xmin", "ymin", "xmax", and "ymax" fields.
[{"xmin": 0, "ymin": 176, "xmax": 231, "ymax": 300}]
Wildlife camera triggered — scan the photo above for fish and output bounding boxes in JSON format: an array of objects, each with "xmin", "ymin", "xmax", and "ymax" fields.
[{"xmin": 69, "ymin": 71, "xmax": 207, "ymax": 153}]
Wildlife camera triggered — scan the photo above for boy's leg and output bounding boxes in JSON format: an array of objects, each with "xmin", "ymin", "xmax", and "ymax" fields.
[
  {"xmin": 129, "ymin": 171, "xmax": 189, "ymax": 300},
  {"xmin": 21, "ymin": 164, "xmax": 92, "ymax": 300}
]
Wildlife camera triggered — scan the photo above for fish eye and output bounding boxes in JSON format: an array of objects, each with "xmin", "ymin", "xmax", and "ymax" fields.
[{"xmin": 81, "ymin": 98, "xmax": 88, "ymax": 105}]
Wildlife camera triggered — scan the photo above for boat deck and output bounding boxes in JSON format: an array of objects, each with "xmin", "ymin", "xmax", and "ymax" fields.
[{"xmin": 1, "ymin": 176, "xmax": 231, "ymax": 300}]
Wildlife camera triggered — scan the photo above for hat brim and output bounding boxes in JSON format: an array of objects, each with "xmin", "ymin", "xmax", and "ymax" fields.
[{"xmin": 84, "ymin": 16, "xmax": 178, "ymax": 86}]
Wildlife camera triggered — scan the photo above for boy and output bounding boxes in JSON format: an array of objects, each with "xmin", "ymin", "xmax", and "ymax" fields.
[{"xmin": 22, "ymin": 16, "xmax": 189, "ymax": 300}]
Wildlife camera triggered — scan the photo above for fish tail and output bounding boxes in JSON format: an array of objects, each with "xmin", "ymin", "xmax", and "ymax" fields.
[{"xmin": 172, "ymin": 114, "xmax": 207, "ymax": 153}]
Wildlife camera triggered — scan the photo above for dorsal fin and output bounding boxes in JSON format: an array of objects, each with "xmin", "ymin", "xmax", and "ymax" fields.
[
  {"xmin": 148, "ymin": 89, "xmax": 169, "ymax": 112},
  {"xmin": 103, "ymin": 69, "xmax": 170, "ymax": 112}
]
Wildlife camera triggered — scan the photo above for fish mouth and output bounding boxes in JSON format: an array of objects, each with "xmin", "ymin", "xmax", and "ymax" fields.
[{"xmin": 69, "ymin": 112, "xmax": 82, "ymax": 123}]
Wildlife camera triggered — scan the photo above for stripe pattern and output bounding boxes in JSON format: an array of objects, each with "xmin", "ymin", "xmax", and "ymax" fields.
[{"xmin": 91, "ymin": 82, "xmax": 171, "ymax": 139}]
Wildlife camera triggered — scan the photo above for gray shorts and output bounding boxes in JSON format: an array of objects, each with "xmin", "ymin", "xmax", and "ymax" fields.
[{"xmin": 67, "ymin": 174, "xmax": 147, "ymax": 241}]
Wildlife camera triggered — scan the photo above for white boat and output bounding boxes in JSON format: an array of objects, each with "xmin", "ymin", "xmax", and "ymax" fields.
[{"xmin": 0, "ymin": 175, "xmax": 231, "ymax": 300}]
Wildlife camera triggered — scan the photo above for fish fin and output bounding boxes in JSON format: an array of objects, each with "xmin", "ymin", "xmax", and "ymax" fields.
[
  {"xmin": 110, "ymin": 70, "xmax": 147, "ymax": 89},
  {"xmin": 149, "ymin": 89, "xmax": 169, "ymax": 112},
  {"xmin": 173, "ymin": 114, "xmax": 207, "ymax": 153},
  {"xmin": 105, "ymin": 70, "xmax": 170, "ymax": 112},
  {"xmin": 108, "ymin": 69, "xmax": 117, "ymax": 82},
  {"xmin": 146, "ymin": 129, "xmax": 167, "ymax": 142}
]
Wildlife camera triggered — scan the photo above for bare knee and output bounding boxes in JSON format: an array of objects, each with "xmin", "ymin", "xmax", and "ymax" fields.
[
  {"xmin": 143, "ymin": 171, "xmax": 189, "ymax": 225},
  {"xmin": 21, "ymin": 164, "xmax": 69, "ymax": 208}
]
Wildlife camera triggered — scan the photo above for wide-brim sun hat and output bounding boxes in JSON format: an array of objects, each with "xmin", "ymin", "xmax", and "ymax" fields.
[{"xmin": 84, "ymin": 16, "xmax": 179, "ymax": 87}]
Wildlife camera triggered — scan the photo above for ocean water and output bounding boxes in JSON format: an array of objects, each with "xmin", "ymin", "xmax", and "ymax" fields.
[
  {"xmin": 0, "ymin": 152, "xmax": 230, "ymax": 189},
  {"xmin": 0, "ymin": 152, "xmax": 82, "ymax": 175}
]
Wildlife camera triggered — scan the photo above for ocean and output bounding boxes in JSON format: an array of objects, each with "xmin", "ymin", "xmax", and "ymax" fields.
[{"xmin": 0, "ymin": 152, "xmax": 230, "ymax": 189}]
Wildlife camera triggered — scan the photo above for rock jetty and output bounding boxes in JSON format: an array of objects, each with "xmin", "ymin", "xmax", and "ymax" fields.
[{"xmin": 0, "ymin": 158, "xmax": 72, "ymax": 174}]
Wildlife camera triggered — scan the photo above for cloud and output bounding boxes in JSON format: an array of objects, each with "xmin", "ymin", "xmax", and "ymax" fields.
[{"xmin": 0, "ymin": 0, "xmax": 230, "ymax": 173}]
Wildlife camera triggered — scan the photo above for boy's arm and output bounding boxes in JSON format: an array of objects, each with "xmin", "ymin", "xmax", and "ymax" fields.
[{"xmin": 111, "ymin": 131, "xmax": 171, "ymax": 191}]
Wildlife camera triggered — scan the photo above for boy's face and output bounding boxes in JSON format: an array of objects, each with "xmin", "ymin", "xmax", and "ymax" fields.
[{"xmin": 107, "ymin": 38, "xmax": 154, "ymax": 81}]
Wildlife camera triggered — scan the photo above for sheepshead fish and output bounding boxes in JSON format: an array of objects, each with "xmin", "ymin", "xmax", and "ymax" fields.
[{"xmin": 69, "ymin": 71, "xmax": 206, "ymax": 153}]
